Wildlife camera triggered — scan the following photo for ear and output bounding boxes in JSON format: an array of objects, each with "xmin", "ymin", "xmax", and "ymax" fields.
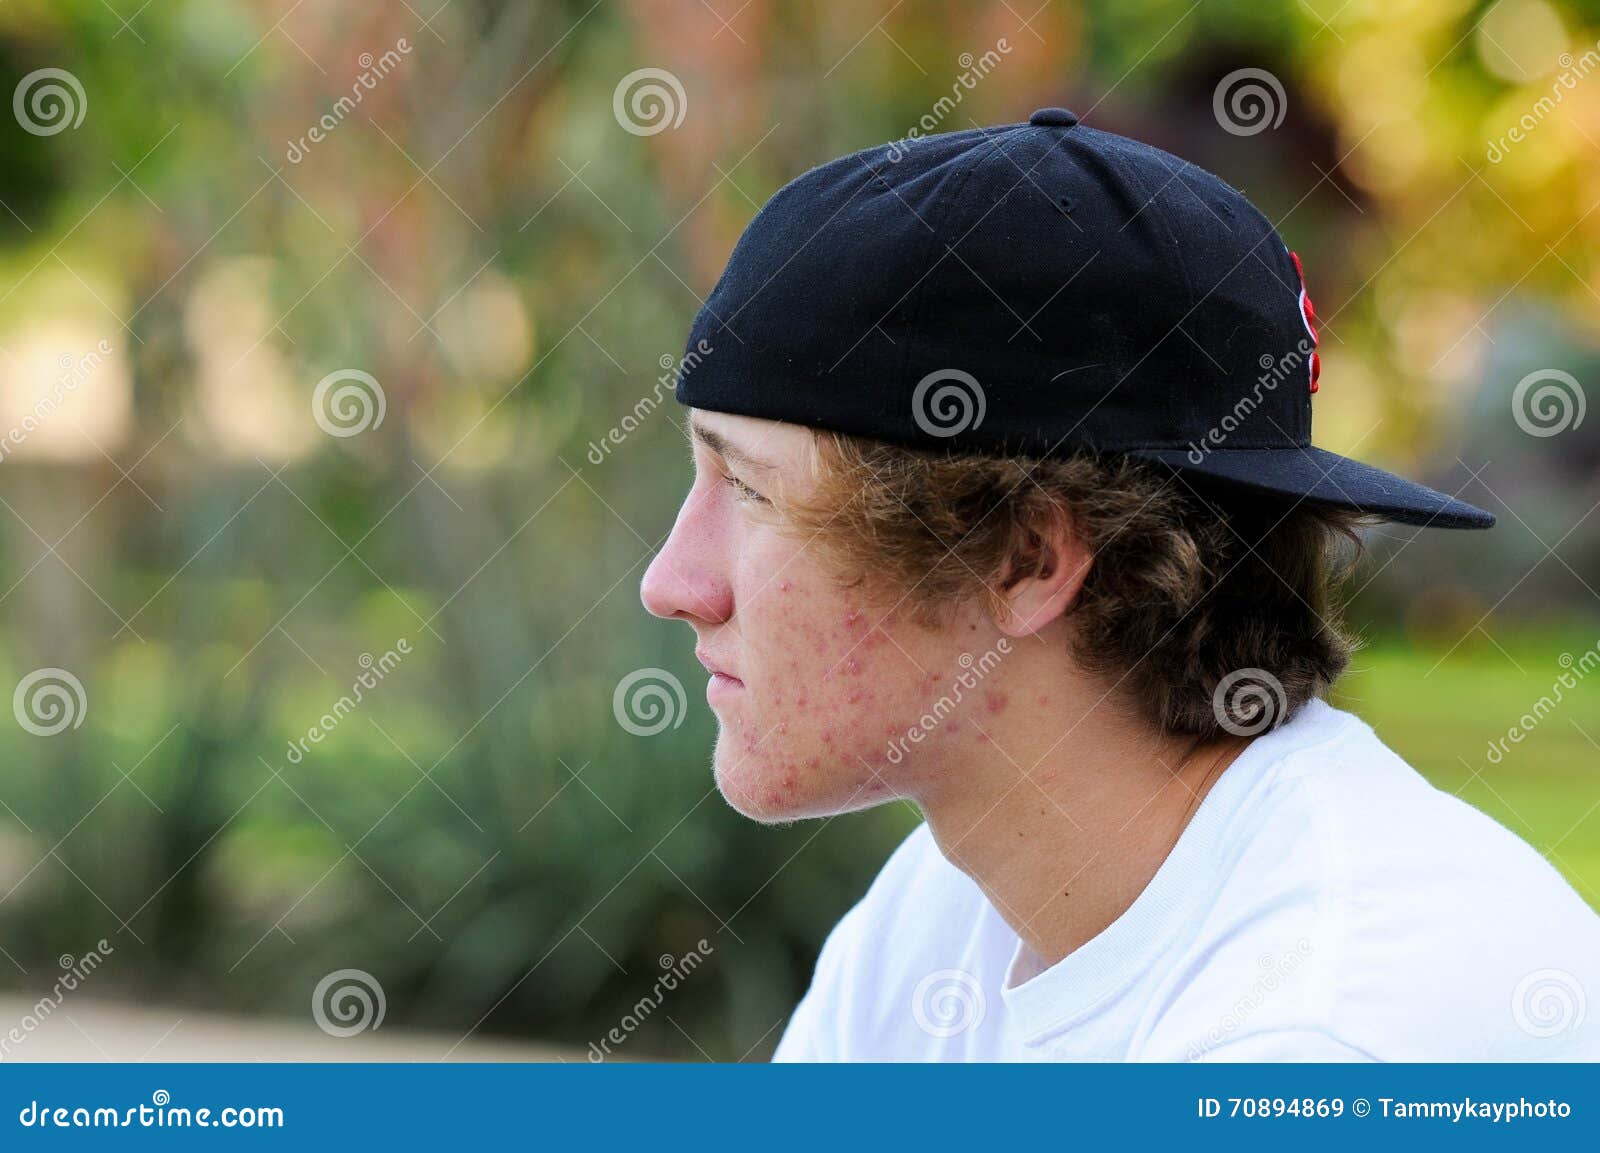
[{"xmin": 992, "ymin": 511, "xmax": 1093, "ymax": 639}]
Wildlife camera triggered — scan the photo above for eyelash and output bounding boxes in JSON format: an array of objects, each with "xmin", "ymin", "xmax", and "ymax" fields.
[{"xmin": 724, "ymin": 473, "xmax": 768, "ymax": 504}]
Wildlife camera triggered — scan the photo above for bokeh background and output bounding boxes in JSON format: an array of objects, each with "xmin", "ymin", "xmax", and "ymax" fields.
[{"xmin": 0, "ymin": 0, "xmax": 1598, "ymax": 1060}]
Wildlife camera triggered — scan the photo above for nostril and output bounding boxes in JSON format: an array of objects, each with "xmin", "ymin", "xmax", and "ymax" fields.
[
  {"xmin": 642, "ymin": 548, "xmax": 731, "ymax": 625},
  {"xmin": 640, "ymin": 555, "xmax": 680, "ymax": 620}
]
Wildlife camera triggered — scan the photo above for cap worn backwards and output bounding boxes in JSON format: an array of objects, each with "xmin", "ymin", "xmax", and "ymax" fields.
[{"xmin": 674, "ymin": 110, "xmax": 1494, "ymax": 531}]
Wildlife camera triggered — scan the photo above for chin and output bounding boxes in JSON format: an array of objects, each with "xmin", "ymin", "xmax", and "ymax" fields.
[{"xmin": 712, "ymin": 741, "xmax": 898, "ymax": 824}]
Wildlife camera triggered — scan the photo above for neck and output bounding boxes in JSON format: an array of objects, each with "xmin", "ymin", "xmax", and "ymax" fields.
[{"xmin": 907, "ymin": 633, "xmax": 1256, "ymax": 969}]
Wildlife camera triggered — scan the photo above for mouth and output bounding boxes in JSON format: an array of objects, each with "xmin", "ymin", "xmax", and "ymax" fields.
[{"xmin": 696, "ymin": 648, "xmax": 745, "ymax": 705}]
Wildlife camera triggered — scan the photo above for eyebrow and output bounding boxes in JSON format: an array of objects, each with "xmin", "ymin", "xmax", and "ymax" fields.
[{"xmin": 689, "ymin": 418, "xmax": 775, "ymax": 474}]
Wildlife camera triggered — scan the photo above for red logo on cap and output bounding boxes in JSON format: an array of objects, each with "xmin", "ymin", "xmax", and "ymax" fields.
[{"xmin": 1288, "ymin": 250, "xmax": 1320, "ymax": 394}]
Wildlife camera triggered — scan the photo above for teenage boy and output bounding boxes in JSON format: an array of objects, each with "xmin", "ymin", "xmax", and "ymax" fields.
[{"xmin": 640, "ymin": 110, "xmax": 1600, "ymax": 1061}]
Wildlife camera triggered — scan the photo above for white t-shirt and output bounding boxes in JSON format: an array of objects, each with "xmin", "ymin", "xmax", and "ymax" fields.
[{"xmin": 774, "ymin": 697, "xmax": 1600, "ymax": 1061}]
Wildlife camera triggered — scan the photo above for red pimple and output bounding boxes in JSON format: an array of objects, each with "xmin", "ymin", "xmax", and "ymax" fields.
[
  {"xmin": 820, "ymin": 731, "xmax": 833, "ymax": 743},
  {"xmin": 985, "ymin": 689, "xmax": 1008, "ymax": 715},
  {"xmin": 844, "ymin": 658, "xmax": 861, "ymax": 676},
  {"xmin": 1036, "ymin": 694, "xmax": 1049, "ymax": 706},
  {"xmin": 843, "ymin": 608, "xmax": 865, "ymax": 630}
]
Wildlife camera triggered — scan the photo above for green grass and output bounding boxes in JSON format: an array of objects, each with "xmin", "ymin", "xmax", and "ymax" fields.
[{"xmin": 1331, "ymin": 631, "xmax": 1600, "ymax": 911}]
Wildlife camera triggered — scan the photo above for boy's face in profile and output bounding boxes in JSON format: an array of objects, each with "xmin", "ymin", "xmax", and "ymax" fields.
[{"xmin": 641, "ymin": 410, "xmax": 1000, "ymax": 823}]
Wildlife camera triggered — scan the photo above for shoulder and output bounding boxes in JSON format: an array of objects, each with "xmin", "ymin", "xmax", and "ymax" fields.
[
  {"xmin": 1310, "ymin": 715, "xmax": 1600, "ymax": 1058},
  {"xmin": 1145, "ymin": 705, "xmax": 1600, "ymax": 1061}
]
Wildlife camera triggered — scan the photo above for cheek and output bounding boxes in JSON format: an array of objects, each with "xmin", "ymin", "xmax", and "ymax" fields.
[
  {"xmin": 746, "ymin": 572, "xmax": 906, "ymax": 720},
  {"xmin": 717, "ymin": 568, "xmax": 957, "ymax": 815}
]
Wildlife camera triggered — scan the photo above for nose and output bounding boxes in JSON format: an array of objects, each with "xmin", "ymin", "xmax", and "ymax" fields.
[{"xmin": 641, "ymin": 484, "xmax": 734, "ymax": 625}]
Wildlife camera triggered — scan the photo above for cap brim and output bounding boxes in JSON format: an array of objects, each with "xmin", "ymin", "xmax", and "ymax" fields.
[{"xmin": 1130, "ymin": 444, "xmax": 1495, "ymax": 530}]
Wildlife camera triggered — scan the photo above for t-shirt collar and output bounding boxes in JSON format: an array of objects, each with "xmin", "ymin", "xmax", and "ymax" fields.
[{"xmin": 999, "ymin": 697, "xmax": 1339, "ymax": 1045}]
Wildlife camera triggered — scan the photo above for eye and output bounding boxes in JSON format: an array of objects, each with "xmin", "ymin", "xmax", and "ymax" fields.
[{"xmin": 724, "ymin": 473, "xmax": 769, "ymax": 505}]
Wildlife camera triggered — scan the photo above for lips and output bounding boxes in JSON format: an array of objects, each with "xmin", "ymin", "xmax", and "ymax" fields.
[
  {"xmin": 694, "ymin": 647, "xmax": 742, "ymax": 684},
  {"xmin": 696, "ymin": 648, "xmax": 744, "ymax": 707}
]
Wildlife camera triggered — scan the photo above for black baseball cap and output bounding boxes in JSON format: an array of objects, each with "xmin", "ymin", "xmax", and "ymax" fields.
[{"xmin": 675, "ymin": 108, "xmax": 1494, "ymax": 530}]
